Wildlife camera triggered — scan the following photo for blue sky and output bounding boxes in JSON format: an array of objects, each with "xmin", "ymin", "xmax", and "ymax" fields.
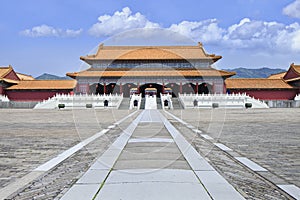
[{"xmin": 0, "ymin": 0, "xmax": 300, "ymax": 76}]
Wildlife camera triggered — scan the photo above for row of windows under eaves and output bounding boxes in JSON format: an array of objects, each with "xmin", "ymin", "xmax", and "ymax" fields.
[{"xmin": 91, "ymin": 60, "xmax": 211, "ymax": 69}]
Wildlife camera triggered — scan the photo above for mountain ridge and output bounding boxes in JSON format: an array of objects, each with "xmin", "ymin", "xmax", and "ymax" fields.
[
  {"xmin": 35, "ymin": 73, "xmax": 72, "ymax": 80},
  {"xmin": 223, "ymin": 67, "xmax": 286, "ymax": 78}
]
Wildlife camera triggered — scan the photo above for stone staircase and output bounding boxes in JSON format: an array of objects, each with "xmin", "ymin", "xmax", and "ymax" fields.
[
  {"xmin": 156, "ymin": 97, "xmax": 162, "ymax": 109},
  {"xmin": 140, "ymin": 98, "xmax": 145, "ymax": 109},
  {"xmin": 172, "ymin": 98, "xmax": 183, "ymax": 109},
  {"xmin": 118, "ymin": 98, "xmax": 130, "ymax": 110}
]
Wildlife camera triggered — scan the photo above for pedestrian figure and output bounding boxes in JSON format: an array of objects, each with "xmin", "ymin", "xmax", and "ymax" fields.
[{"xmin": 193, "ymin": 99, "xmax": 198, "ymax": 107}]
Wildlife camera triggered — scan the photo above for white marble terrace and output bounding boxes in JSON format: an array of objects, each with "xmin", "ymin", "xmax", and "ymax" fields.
[
  {"xmin": 34, "ymin": 93, "xmax": 123, "ymax": 109},
  {"xmin": 178, "ymin": 93, "xmax": 269, "ymax": 109},
  {"xmin": 0, "ymin": 94, "xmax": 9, "ymax": 102}
]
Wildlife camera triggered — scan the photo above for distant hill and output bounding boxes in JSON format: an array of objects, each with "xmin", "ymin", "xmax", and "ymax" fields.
[
  {"xmin": 224, "ymin": 67, "xmax": 286, "ymax": 78},
  {"xmin": 35, "ymin": 73, "xmax": 72, "ymax": 80}
]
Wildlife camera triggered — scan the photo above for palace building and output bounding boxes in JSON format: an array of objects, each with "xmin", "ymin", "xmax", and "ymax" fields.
[
  {"xmin": 66, "ymin": 43, "xmax": 236, "ymax": 97},
  {"xmin": 0, "ymin": 65, "xmax": 76, "ymax": 101},
  {"xmin": 225, "ymin": 63, "xmax": 300, "ymax": 100},
  {"xmin": 1, "ymin": 43, "xmax": 299, "ymax": 104}
]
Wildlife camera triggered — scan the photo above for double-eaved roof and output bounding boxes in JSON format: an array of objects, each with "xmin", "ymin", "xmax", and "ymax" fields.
[
  {"xmin": 67, "ymin": 68, "xmax": 235, "ymax": 78},
  {"xmin": 80, "ymin": 43, "xmax": 222, "ymax": 64}
]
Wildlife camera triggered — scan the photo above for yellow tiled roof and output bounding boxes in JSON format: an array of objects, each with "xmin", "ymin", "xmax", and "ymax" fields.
[
  {"xmin": 285, "ymin": 77, "xmax": 300, "ymax": 82},
  {"xmin": 0, "ymin": 77, "xmax": 19, "ymax": 84},
  {"xmin": 267, "ymin": 72, "xmax": 286, "ymax": 79},
  {"xmin": 225, "ymin": 78, "xmax": 295, "ymax": 89},
  {"xmin": 67, "ymin": 69, "xmax": 235, "ymax": 78},
  {"xmin": 16, "ymin": 73, "xmax": 35, "ymax": 80},
  {"xmin": 291, "ymin": 64, "xmax": 300, "ymax": 75},
  {"xmin": 0, "ymin": 66, "xmax": 13, "ymax": 78},
  {"xmin": 80, "ymin": 43, "xmax": 222, "ymax": 62},
  {"xmin": 6, "ymin": 80, "xmax": 77, "ymax": 90}
]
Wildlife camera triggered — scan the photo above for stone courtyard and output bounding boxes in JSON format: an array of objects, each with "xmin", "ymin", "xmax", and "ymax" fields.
[{"xmin": 0, "ymin": 108, "xmax": 299, "ymax": 199}]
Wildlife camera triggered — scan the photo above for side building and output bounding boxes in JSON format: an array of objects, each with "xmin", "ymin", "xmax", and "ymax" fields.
[
  {"xmin": 0, "ymin": 65, "xmax": 76, "ymax": 102},
  {"xmin": 225, "ymin": 63, "xmax": 300, "ymax": 101},
  {"xmin": 67, "ymin": 43, "xmax": 236, "ymax": 97}
]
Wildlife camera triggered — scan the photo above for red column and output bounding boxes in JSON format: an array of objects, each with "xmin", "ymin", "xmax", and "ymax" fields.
[
  {"xmin": 180, "ymin": 82, "xmax": 182, "ymax": 94},
  {"xmin": 212, "ymin": 82, "xmax": 215, "ymax": 94},
  {"xmin": 86, "ymin": 84, "xmax": 90, "ymax": 94},
  {"xmin": 0, "ymin": 86, "xmax": 3, "ymax": 95},
  {"xmin": 120, "ymin": 83, "xmax": 123, "ymax": 94},
  {"xmin": 137, "ymin": 83, "xmax": 140, "ymax": 93},
  {"xmin": 162, "ymin": 83, "xmax": 165, "ymax": 94},
  {"xmin": 196, "ymin": 82, "xmax": 198, "ymax": 94},
  {"xmin": 104, "ymin": 83, "xmax": 106, "ymax": 94}
]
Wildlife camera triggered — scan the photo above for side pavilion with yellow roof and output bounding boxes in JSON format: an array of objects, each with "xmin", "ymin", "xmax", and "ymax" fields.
[
  {"xmin": 67, "ymin": 42, "xmax": 235, "ymax": 97},
  {"xmin": 225, "ymin": 63, "xmax": 300, "ymax": 100},
  {"xmin": 0, "ymin": 65, "xmax": 76, "ymax": 102}
]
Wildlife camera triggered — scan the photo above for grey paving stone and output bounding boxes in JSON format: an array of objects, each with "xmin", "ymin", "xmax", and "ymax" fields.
[
  {"xmin": 77, "ymin": 169, "xmax": 109, "ymax": 184},
  {"xmin": 278, "ymin": 184, "xmax": 300, "ymax": 200},
  {"xmin": 235, "ymin": 157, "xmax": 268, "ymax": 172},
  {"xmin": 96, "ymin": 182, "xmax": 211, "ymax": 200},
  {"xmin": 106, "ymin": 169, "xmax": 200, "ymax": 183},
  {"xmin": 214, "ymin": 143, "xmax": 233, "ymax": 151},
  {"xmin": 60, "ymin": 184, "xmax": 99, "ymax": 200},
  {"xmin": 195, "ymin": 171, "xmax": 245, "ymax": 200}
]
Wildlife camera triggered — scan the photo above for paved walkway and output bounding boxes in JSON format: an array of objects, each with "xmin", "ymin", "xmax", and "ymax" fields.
[{"xmin": 61, "ymin": 110, "xmax": 244, "ymax": 200}]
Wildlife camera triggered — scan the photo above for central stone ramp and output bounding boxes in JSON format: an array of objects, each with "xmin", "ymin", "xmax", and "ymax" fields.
[
  {"xmin": 97, "ymin": 110, "xmax": 210, "ymax": 199},
  {"xmin": 114, "ymin": 122, "xmax": 190, "ymax": 170},
  {"xmin": 61, "ymin": 110, "xmax": 245, "ymax": 200}
]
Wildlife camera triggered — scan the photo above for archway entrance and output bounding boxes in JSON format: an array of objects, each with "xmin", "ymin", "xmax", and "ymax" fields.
[
  {"xmin": 91, "ymin": 83, "xmax": 104, "ymax": 95},
  {"xmin": 182, "ymin": 83, "xmax": 196, "ymax": 94},
  {"xmin": 165, "ymin": 83, "xmax": 179, "ymax": 97},
  {"xmin": 198, "ymin": 82, "xmax": 212, "ymax": 94},
  {"xmin": 139, "ymin": 83, "xmax": 163, "ymax": 97},
  {"xmin": 106, "ymin": 83, "xmax": 120, "ymax": 94},
  {"xmin": 122, "ymin": 83, "xmax": 138, "ymax": 97}
]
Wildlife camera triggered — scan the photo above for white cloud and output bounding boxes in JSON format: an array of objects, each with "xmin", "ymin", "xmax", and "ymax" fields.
[
  {"xmin": 88, "ymin": 7, "xmax": 160, "ymax": 37},
  {"xmin": 283, "ymin": 0, "xmax": 300, "ymax": 18},
  {"xmin": 168, "ymin": 19, "xmax": 225, "ymax": 43},
  {"xmin": 223, "ymin": 18, "xmax": 288, "ymax": 49},
  {"xmin": 20, "ymin": 25, "xmax": 82, "ymax": 37},
  {"xmin": 88, "ymin": 7, "xmax": 300, "ymax": 53},
  {"xmin": 167, "ymin": 17, "xmax": 300, "ymax": 53},
  {"xmin": 232, "ymin": 19, "xmax": 300, "ymax": 52}
]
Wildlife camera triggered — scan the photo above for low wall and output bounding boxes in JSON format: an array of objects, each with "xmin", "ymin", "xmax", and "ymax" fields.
[
  {"xmin": 265, "ymin": 100, "xmax": 300, "ymax": 108},
  {"xmin": 0, "ymin": 101, "xmax": 38, "ymax": 108}
]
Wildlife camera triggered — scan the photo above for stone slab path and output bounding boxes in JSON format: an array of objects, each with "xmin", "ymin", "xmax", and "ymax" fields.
[{"xmin": 61, "ymin": 110, "xmax": 245, "ymax": 200}]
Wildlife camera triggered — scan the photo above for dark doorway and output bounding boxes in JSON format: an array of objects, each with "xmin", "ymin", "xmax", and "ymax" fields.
[
  {"xmin": 93, "ymin": 83, "xmax": 104, "ymax": 95},
  {"xmin": 198, "ymin": 83, "xmax": 210, "ymax": 94},
  {"xmin": 139, "ymin": 83, "xmax": 163, "ymax": 97},
  {"xmin": 106, "ymin": 83, "xmax": 120, "ymax": 94}
]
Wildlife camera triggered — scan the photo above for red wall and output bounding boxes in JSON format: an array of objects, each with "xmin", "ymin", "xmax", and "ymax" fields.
[
  {"xmin": 229, "ymin": 89, "xmax": 298, "ymax": 100},
  {"xmin": 6, "ymin": 90, "xmax": 72, "ymax": 101},
  {"xmin": 0, "ymin": 86, "xmax": 4, "ymax": 95},
  {"xmin": 4, "ymin": 70, "xmax": 20, "ymax": 81}
]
